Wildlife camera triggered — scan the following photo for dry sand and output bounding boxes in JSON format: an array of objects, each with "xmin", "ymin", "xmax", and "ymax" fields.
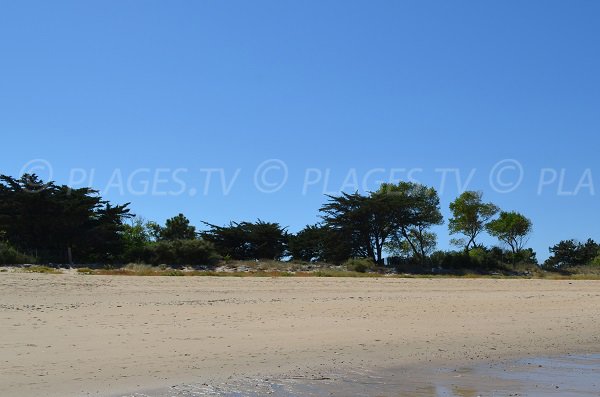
[{"xmin": 1, "ymin": 273, "xmax": 599, "ymax": 397}]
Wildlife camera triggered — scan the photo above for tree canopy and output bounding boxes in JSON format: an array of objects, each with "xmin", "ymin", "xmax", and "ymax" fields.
[
  {"xmin": 201, "ymin": 220, "xmax": 288, "ymax": 260},
  {"xmin": 0, "ymin": 174, "xmax": 131, "ymax": 263},
  {"xmin": 288, "ymin": 224, "xmax": 351, "ymax": 263},
  {"xmin": 448, "ymin": 191, "xmax": 499, "ymax": 252},
  {"xmin": 379, "ymin": 182, "xmax": 443, "ymax": 263},
  {"xmin": 486, "ymin": 211, "xmax": 532, "ymax": 264},
  {"xmin": 0, "ymin": 172, "xmax": 569, "ymax": 274},
  {"xmin": 320, "ymin": 182, "xmax": 443, "ymax": 264},
  {"xmin": 543, "ymin": 239, "xmax": 599, "ymax": 270},
  {"xmin": 154, "ymin": 213, "xmax": 197, "ymax": 241}
]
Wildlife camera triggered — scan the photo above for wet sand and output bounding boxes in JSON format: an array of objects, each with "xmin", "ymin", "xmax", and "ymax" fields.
[
  {"xmin": 1, "ymin": 273, "xmax": 600, "ymax": 397},
  {"xmin": 125, "ymin": 354, "xmax": 600, "ymax": 396}
]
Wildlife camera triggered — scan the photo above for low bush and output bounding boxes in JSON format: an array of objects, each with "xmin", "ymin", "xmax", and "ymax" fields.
[
  {"xmin": 143, "ymin": 239, "xmax": 221, "ymax": 267},
  {"xmin": 0, "ymin": 243, "xmax": 36, "ymax": 265},
  {"xmin": 22, "ymin": 265, "xmax": 61, "ymax": 274},
  {"xmin": 344, "ymin": 258, "xmax": 375, "ymax": 273}
]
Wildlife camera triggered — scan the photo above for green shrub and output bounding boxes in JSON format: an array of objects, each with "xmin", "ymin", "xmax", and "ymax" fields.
[
  {"xmin": 141, "ymin": 239, "xmax": 221, "ymax": 267},
  {"xmin": 468, "ymin": 247, "xmax": 487, "ymax": 264},
  {"xmin": 0, "ymin": 243, "xmax": 36, "ymax": 265},
  {"xmin": 22, "ymin": 265, "xmax": 61, "ymax": 274},
  {"xmin": 344, "ymin": 258, "xmax": 375, "ymax": 273}
]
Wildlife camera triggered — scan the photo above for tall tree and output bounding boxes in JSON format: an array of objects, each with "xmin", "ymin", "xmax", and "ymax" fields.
[
  {"xmin": 448, "ymin": 191, "xmax": 499, "ymax": 252},
  {"xmin": 486, "ymin": 211, "xmax": 532, "ymax": 264},
  {"xmin": 379, "ymin": 182, "xmax": 443, "ymax": 263},
  {"xmin": 0, "ymin": 174, "xmax": 131, "ymax": 263},
  {"xmin": 320, "ymin": 182, "xmax": 442, "ymax": 264},
  {"xmin": 320, "ymin": 191, "xmax": 393, "ymax": 263}
]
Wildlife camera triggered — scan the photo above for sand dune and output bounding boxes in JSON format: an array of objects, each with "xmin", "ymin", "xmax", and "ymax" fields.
[{"xmin": 1, "ymin": 273, "xmax": 599, "ymax": 396}]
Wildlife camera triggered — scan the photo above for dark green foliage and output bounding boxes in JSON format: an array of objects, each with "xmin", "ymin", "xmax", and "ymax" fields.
[
  {"xmin": 320, "ymin": 191, "xmax": 381, "ymax": 261},
  {"xmin": 288, "ymin": 224, "xmax": 351, "ymax": 263},
  {"xmin": 320, "ymin": 182, "xmax": 443, "ymax": 264},
  {"xmin": 0, "ymin": 174, "xmax": 132, "ymax": 264},
  {"xmin": 156, "ymin": 214, "xmax": 197, "ymax": 241},
  {"xmin": 0, "ymin": 242, "xmax": 36, "ymax": 265},
  {"xmin": 425, "ymin": 246, "xmax": 538, "ymax": 274},
  {"xmin": 543, "ymin": 239, "xmax": 600, "ymax": 270},
  {"xmin": 202, "ymin": 220, "xmax": 288, "ymax": 260},
  {"xmin": 344, "ymin": 257, "xmax": 375, "ymax": 273},
  {"xmin": 0, "ymin": 173, "xmax": 552, "ymax": 274},
  {"xmin": 120, "ymin": 215, "xmax": 218, "ymax": 266},
  {"xmin": 143, "ymin": 239, "xmax": 220, "ymax": 267}
]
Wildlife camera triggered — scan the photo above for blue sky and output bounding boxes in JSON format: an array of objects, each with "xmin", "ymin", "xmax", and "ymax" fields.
[{"xmin": 1, "ymin": 1, "xmax": 599, "ymax": 260}]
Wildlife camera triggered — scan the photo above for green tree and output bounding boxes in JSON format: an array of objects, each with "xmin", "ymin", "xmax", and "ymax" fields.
[
  {"xmin": 159, "ymin": 213, "xmax": 197, "ymax": 241},
  {"xmin": 379, "ymin": 182, "xmax": 443, "ymax": 263},
  {"xmin": 543, "ymin": 239, "xmax": 599, "ymax": 269},
  {"xmin": 320, "ymin": 182, "xmax": 442, "ymax": 264},
  {"xmin": 486, "ymin": 211, "xmax": 533, "ymax": 265},
  {"xmin": 387, "ymin": 230, "xmax": 437, "ymax": 261},
  {"xmin": 202, "ymin": 220, "xmax": 288, "ymax": 260},
  {"xmin": 544, "ymin": 239, "xmax": 579, "ymax": 269},
  {"xmin": 248, "ymin": 220, "xmax": 289, "ymax": 260},
  {"xmin": 578, "ymin": 239, "xmax": 600, "ymax": 265},
  {"xmin": 0, "ymin": 174, "xmax": 132, "ymax": 264},
  {"xmin": 288, "ymin": 224, "xmax": 352, "ymax": 263},
  {"xmin": 320, "ymin": 191, "xmax": 394, "ymax": 264},
  {"xmin": 448, "ymin": 191, "xmax": 499, "ymax": 252},
  {"xmin": 121, "ymin": 216, "xmax": 153, "ymax": 262}
]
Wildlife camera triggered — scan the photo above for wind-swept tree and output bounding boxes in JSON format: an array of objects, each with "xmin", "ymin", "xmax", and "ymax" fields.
[
  {"xmin": 486, "ymin": 211, "xmax": 532, "ymax": 265},
  {"xmin": 320, "ymin": 191, "xmax": 394, "ymax": 264},
  {"xmin": 448, "ymin": 191, "xmax": 499, "ymax": 252},
  {"xmin": 380, "ymin": 182, "xmax": 443, "ymax": 263},
  {"xmin": 0, "ymin": 174, "xmax": 132, "ymax": 264},
  {"xmin": 320, "ymin": 182, "xmax": 442, "ymax": 264},
  {"xmin": 202, "ymin": 220, "xmax": 288, "ymax": 260},
  {"xmin": 288, "ymin": 224, "xmax": 352, "ymax": 263}
]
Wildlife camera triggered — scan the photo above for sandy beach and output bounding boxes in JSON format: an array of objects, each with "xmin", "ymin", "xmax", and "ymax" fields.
[{"xmin": 1, "ymin": 273, "xmax": 600, "ymax": 397}]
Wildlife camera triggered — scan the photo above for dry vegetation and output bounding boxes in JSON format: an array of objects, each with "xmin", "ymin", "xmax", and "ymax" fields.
[{"xmin": 3, "ymin": 260, "xmax": 599, "ymax": 279}]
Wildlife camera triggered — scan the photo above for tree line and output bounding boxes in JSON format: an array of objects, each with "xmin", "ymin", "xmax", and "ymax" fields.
[{"xmin": 1, "ymin": 173, "xmax": 598, "ymax": 273}]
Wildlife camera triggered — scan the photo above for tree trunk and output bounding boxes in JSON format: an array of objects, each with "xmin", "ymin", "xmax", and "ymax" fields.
[
  {"xmin": 401, "ymin": 228, "xmax": 421, "ymax": 263},
  {"xmin": 67, "ymin": 247, "xmax": 73, "ymax": 266}
]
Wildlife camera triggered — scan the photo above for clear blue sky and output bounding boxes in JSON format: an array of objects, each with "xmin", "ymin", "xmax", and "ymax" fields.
[{"xmin": 1, "ymin": 1, "xmax": 599, "ymax": 260}]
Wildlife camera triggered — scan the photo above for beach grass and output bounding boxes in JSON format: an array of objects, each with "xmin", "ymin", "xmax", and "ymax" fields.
[{"xmin": 21, "ymin": 265, "xmax": 62, "ymax": 274}]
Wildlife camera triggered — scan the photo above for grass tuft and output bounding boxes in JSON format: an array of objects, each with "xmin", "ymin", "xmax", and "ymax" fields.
[{"xmin": 22, "ymin": 266, "xmax": 62, "ymax": 274}]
